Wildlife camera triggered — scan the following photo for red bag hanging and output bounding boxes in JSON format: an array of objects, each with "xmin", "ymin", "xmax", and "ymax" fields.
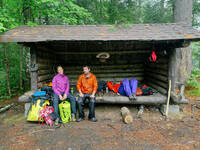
[{"xmin": 149, "ymin": 45, "xmax": 157, "ymax": 62}]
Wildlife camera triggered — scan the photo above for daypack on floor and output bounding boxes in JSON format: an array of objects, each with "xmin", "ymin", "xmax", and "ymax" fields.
[
  {"xmin": 27, "ymin": 99, "xmax": 50, "ymax": 121},
  {"xmin": 39, "ymin": 106, "xmax": 55, "ymax": 126},
  {"xmin": 59, "ymin": 101, "xmax": 71, "ymax": 123}
]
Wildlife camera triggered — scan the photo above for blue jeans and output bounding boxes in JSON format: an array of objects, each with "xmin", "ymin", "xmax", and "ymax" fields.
[
  {"xmin": 53, "ymin": 93, "xmax": 76, "ymax": 119},
  {"xmin": 77, "ymin": 93, "xmax": 95, "ymax": 119}
]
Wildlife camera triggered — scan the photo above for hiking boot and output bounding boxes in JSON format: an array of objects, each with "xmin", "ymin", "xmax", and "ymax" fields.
[
  {"xmin": 55, "ymin": 118, "xmax": 59, "ymax": 126},
  {"xmin": 132, "ymin": 93, "xmax": 137, "ymax": 100},
  {"xmin": 76, "ymin": 118, "xmax": 84, "ymax": 122},
  {"xmin": 129, "ymin": 95, "xmax": 134, "ymax": 101},
  {"xmin": 71, "ymin": 113, "xmax": 76, "ymax": 122},
  {"xmin": 88, "ymin": 117, "xmax": 97, "ymax": 122}
]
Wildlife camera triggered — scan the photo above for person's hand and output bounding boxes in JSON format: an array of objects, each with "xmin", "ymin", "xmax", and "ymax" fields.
[
  {"xmin": 90, "ymin": 94, "xmax": 95, "ymax": 98},
  {"xmin": 79, "ymin": 92, "xmax": 84, "ymax": 97},
  {"xmin": 63, "ymin": 94, "xmax": 67, "ymax": 100},
  {"xmin": 59, "ymin": 95, "xmax": 63, "ymax": 101}
]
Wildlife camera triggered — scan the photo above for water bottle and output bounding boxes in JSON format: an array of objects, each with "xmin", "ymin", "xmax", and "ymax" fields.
[{"xmin": 70, "ymin": 87, "xmax": 74, "ymax": 94}]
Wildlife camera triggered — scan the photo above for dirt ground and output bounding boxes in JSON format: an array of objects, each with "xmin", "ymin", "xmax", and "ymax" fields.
[{"xmin": 0, "ymin": 96, "xmax": 200, "ymax": 150}]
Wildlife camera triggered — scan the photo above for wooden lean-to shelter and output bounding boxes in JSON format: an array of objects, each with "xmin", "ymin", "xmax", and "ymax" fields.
[{"xmin": 0, "ymin": 23, "xmax": 200, "ymax": 104}]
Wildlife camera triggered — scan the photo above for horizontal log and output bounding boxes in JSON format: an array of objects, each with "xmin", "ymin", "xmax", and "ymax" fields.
[
  {"xmin": 38, "ymin": 64, "xmax": 54, "ymax": 70},
  {"xmin": 64, "ymin": 64, "xmax": 144, "ymax": 70},
  {"xmin": 146, "ymin": 81, "xmax": 167, "ymax": 95},
  {"xmin": 38, "ymin": 70, "xmax": 55, "ymax": 76},
  {"xmin": 65, "ymin": 68, "xmax": 144, "ymax": 74},
  {"xmin": 0, "ymin": 103, "xmax": 14, "ymax": 113},
  {"xmin": 55, "ymin": 50, "xmax": 152, "ymax": 55},
  {"xmin": 38, "ymin": 74, "xmax": 54, "ymax": 82},
  {"xmin": 37, "ymin": 58, "xmax": 57, "ymax": 64},
  {"xmin": 36, "ymin": 51, "xmax": 56, "ymax": 59},
  {"xmin": 67, "ymin": 73, "xmax": 144, "ymax": 79},
  {"xmin": 95, "ymin": 94, "xmax": 167, "ymax": 104},
  {"xmin": 145, "ymin": 78, "xmax": 168, "ymax": 89},
  {"xmin": 145, "ymin": 68, "xmax": 168, "ymax": 76},
  {"xmin": 146, "ymin": 63, "xmax": 168, "ymax": 70},
  {"xmin": 145, "ymin": 73, "xmax": 168, "ymax": 83}
]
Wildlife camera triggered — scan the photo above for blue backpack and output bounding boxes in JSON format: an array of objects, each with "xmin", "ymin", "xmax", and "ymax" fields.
[{"xmin": 32, "ymin": 91, "xmax": 49, "ymax": 101}]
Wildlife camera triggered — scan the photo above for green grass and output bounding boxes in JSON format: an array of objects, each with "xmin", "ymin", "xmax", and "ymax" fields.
[{"xmin": 185, "ymin": 86, "xmax": 200, "ymax": 97}]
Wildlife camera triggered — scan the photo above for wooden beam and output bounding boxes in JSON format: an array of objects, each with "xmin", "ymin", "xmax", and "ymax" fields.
[
  {"xmin": 145, "ymin": 73, "xmax": 168, "ymax": 83},
  {"xmin": 95, "ymin": 94, "xmax": 167, "ymax": 104},
  {"xmin": 145, "ymin": 78, "xmax": 168, "ymax": 89},
  {"xmin": 30, "ymin": 46, "xmax": 38, "ymax": 90},
  {"xmin": 55, "ymin": 50, "xmax": 151, "ymax": 55},
  {"xmin": 146, "ymin": 81, "xmax": 167, "ymax": 95},
  {"xmin": 145, "ymin": 68, "xmax": 168, "ymax": 76}
]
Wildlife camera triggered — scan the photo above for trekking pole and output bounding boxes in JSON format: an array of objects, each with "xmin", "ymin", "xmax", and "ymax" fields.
[{"xmin": 165, "ymin": 80, "xmax": 171, "ymax": 121}]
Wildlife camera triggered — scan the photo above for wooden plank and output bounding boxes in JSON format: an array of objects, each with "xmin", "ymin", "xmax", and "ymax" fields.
[
  {"xmin": 145, "ymin": 78, "xmax": 168, "ymax": 89},
  {"xmin": 37, "ymin": 58, "xmax": 56, "ymax": 64},
  {"xmin": 146, "ymin": 81, "xmax": 167, "ymax": 95},
  {"xmin": 63, "ymin": 64, "xmax": 144, "ymax": 70},
  {"xmin": 95, "ymin": 94, "xmax": 167, "ymax": 104},
  {"xmin": 145, "ymin": 68, "xmax": 168, "ymax": 76},
  {"xmin": 38, "ymin": 74, "xmax": 54, "ymax": 82},
  {"xmin": 55, "ymin": 50, "xmax": 152, "ymax": 55},
  {"xmin": 145, "ymin": 73, "xmax": 168, "ymax": 83},
  {"xmin": 65, "ymin": 68, "xmax": 144, "ymax": 74},
  {"xmin": 67, "ymin": 73, "xmax": 144, "ymax": 79},
  {"xmin": 146, "ymin": 63, "xmax": 168, "ymax": 70},
  {"xmin": 38, "ymin": 70, "xmax": 55, "ymax": 76}
]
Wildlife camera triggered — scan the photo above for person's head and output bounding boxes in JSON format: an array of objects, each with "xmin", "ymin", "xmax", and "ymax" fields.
[
  {"xmin": 83, "ymin": 65, "xmax": 90, "ymax": 75},
  {"xmin": 57, "ymin": 66, "xmax": 64, "ymax": 74}
]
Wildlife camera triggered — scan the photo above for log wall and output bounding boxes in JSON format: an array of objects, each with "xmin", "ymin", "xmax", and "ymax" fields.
[
  {"xmin": 144, "ymin": 51, "xmax": 169, "ymax": 95},
  {"xmin": 33, "ymin": 45, "xmax": 169, "ymax": 94},
  {"xmin": 36, "ymin": 47, "xmax": 59, "ymax": 88}
]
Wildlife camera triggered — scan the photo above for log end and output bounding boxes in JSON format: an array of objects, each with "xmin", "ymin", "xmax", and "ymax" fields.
[{"xmin": 124, "ymin": 115, "xmax": 133, "ymax": 124}]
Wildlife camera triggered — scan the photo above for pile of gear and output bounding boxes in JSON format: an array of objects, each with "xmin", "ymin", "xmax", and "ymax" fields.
[{"xmin": 27, "ymin": 84, "xmax": 72, "ymax": 127}]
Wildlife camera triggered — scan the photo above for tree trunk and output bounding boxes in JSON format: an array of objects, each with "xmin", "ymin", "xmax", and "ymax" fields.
[
  {"xmin": 20, "ymin": 46, "xmax": 23, "ymax": 90},
  {"xmin": 173, "ymin": 0, "xmax": 193, "ymax": 88},
  {"xmin": 4, "ymin": 45, "xmax": 11, "ymax": 97},
  {"xmin": 137, "ymin": 0, "xmax": 142, "ymax": 23},
  {"xmin": 0, "ymin": 0, "xmax": 3, "ymax": 8},
  {"xmin": 30, "ymin": 46, "xmax": 38, "ymax": 91},
  {"xmin": 24, "ymin": 47, "xmax": 31, "ymax": 91}
]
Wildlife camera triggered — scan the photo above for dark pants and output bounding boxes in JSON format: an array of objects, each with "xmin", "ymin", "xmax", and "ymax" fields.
[
  {"xmin": 53, "ymin": 93, "xmax": 76, "ymax": 119},
  {"xmin": 77, "ymin": 93, "xmax": 95, "ymax": 119}
]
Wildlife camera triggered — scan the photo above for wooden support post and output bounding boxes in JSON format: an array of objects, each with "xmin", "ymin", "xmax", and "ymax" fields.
[
  {"xmin": 30, "ymin": 46, "xmax": 38, "ymax": 91},
  {"xmin": 165, "ymin": 80, "xmax": 171, "ymax": 120}
]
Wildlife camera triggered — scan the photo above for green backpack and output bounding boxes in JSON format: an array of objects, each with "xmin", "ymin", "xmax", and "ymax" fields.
[{"xmin": 59, "ymin": 101, "xmax": 72, "ymax": 123}]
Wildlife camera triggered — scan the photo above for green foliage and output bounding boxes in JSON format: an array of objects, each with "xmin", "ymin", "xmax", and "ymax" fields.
[
  {"xmin": 191, "ymin": 42, "xmax": 200, "ymax": 69},
  {"xmin": 186, "ymin": 69, "xmax": 200, "ymax": 96},
  {"xmin": 27, "ymin": 21, "xmax": 38, "ymax": 27},
  {"xmin": 187, "ymin": 69, "xmax": 200, "ymax": 87}
]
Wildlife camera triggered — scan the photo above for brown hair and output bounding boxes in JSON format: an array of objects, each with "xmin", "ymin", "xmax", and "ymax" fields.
[
  {"xmin": 83, "ymin": 65, "xmax": 90, "ymax": 70},
  {"xmin": 57, "ymin": 65, "xmax": 63, "ymax": 70}
]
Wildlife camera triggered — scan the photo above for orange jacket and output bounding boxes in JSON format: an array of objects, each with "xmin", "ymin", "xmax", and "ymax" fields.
[{"xmin": 77, "ymin": 73, "xmax": 98, "ymax": 94}]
